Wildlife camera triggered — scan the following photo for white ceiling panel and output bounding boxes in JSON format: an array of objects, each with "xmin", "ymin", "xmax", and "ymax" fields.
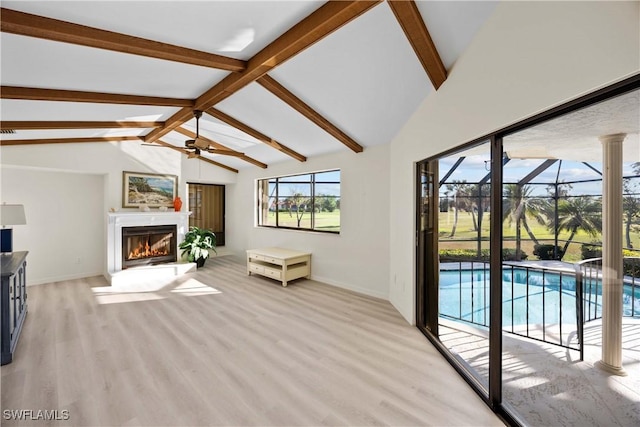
[
  {"xmin": 270, "ymin": 2, "xmax": 430, "ymax": 148},
  {"xmin": 0, "ymin": 1, "xmax": 503, "ymax": 170},
  {"xmin": 0, "ymin": 34, "xmax": 227, "ymax": 98},
  {"xmin": 416, "ymin": 1, "xmax": 499, "ymax": 70},
  {"xmin": 0, "ymin": 100, "xmax": 180, "ymax": 121},
  {"xmin": 237, "ymin": 143, "xmax": 292, "ymax": 166},
  {"xmin": 182, "ymin": 115, "xmax": 263, "ymax": 151},
  {"xmin": 216, "ymin": 82, "xmax": 346, "ymax": 158},
  {"xmin": 2, "ymin": 1, "xmax": 323, "ymax": 60}
]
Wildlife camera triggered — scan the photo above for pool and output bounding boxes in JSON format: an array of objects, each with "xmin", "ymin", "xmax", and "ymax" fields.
[{"xmin": 439, "ymin": 268, "xmax": 640, "ymax": 327}]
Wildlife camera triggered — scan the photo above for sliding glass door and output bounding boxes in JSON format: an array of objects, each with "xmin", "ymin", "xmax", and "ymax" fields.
[{"xmin": 415, "ymin": 75, "xmax": 640, "ymax": 425}]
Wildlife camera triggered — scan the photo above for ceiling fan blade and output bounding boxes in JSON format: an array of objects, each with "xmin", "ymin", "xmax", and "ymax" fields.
[{"xmin": 187, "ymin": 151, "xmax": 199, "ymax": 159}]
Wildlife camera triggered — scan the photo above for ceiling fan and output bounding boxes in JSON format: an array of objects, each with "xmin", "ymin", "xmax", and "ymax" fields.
[
  {"xmin": 185, "ymin": 110, "xmax": 209, "ymax": 156},
  {"xmin": 143, "ymin": 109, "xmax": 245, "ymax": 158}
]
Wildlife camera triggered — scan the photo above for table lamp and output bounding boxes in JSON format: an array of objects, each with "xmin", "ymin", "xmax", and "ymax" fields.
[{"xmin": 0, "ymin": 204, "xmax": 26, "ymax": 254}]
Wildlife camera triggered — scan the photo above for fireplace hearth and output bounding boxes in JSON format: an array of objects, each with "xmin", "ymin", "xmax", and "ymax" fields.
[{"xmin": 122, "ymin": 225, "xmax": 177, "ymax": 269}]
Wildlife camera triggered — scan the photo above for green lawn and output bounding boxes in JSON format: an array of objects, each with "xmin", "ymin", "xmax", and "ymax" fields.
[
  {"xmin": 438, "ymin": 211, "xmax": 640, "ymax": 261},
  {"xmin": 266, "ymin": 210, "xmax": 340, "ymax": 232}
]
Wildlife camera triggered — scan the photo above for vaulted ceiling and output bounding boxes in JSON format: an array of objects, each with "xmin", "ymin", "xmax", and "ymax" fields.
[{"xmin": 0, "ymin": 1, "xmax": 497, "ymax": 172}]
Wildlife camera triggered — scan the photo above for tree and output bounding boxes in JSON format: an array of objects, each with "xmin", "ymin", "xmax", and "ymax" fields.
[
  {"xmin": 316, "ymin": 194, "xmax": 337, "ymax": 212},
  {"xmin": 623, "ymin": 179, "xmax": 640, "ymax": 248},
  {"xmin": 554, "ymin": 196, "xmax": 602, "ymax": 256},
  {"xmin": 444, "ymin": 181, "xmax": 468, "ymax": 238},
  {"xmin": 503, "ymin": 184, "xmax": 548, "ymax": 260},
  {"xmin": 289, "ymin": 192, "xmax": 309, "ymax": 227}
]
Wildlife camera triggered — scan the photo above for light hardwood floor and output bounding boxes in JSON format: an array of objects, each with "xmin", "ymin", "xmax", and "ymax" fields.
[{"xmin": 1, "ymin": 256, "xmax": 503, "ymax": 426}]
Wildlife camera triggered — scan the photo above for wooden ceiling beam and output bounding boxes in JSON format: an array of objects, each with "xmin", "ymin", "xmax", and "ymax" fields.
[
  {"xmin": 174, "ymin": 127, "xmax": 267, "ymax": 169},
  {"xmin": 1, "ymin": 121, "xmax": 163, "ymax": 130},
  {"xmin": 257, "ymin": 75, "xmax": 363, "ymax": 153},
  {"xmin": 154, "ymin": 140, "xmax": 238, "ymax": 173},
  {"xmin": 206, "ymin": 108, "xmax": 307, "ymax": 162},
  {"xmin": 0, "ymin": 7, "xmax": 246, "ymax": 72},
  {"xmin": 387, "ymin": 0, "xmax": 447, "ymax": 90},
  {"xmin": 0, "ymin": 136, "xmax": 142, "ymax": 146},
  {"xmin": 145, "ymin": 1, "xmax": 381, "ymax": 144},
  {"xmin": 0, "ymin": 86, "xmax": 194, "ymax": 107}
]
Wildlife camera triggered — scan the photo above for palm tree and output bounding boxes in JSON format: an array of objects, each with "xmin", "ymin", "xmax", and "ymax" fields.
[
  {"xmin": 555, "ymin": 196, "xmax": 602, "ymax": 255},
  {"xmin": 503, "ymin": 184, "xmax": 548, "ymax": 260},
  {"xmin": 445, "ymin": 181, "xmax": 465, "ymax": 238},
  {"xmin": 623, "ymin": 179, "xmax": 640, "ymax": 248}
]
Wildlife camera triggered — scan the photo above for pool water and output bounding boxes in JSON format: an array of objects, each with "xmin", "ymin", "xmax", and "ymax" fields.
[{"xmin": 439, "ymin": 268, "xmax": 640, "ymax": 327}]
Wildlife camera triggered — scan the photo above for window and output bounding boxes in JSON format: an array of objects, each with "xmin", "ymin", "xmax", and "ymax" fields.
[{"xmin": 257, "ymin": 170, "xmax": 340, "ymax": 233}]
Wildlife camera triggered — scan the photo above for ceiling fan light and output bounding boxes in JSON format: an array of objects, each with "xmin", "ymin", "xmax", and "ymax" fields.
[{"xmin": 194, "ymin": 137, "xmax": 209, "ymax": 150}]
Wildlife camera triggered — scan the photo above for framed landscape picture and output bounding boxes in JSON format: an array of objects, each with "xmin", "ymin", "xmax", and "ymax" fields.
[{"xmin": 123, "ymin": 171, "xmax": 178, "ymax": 208}]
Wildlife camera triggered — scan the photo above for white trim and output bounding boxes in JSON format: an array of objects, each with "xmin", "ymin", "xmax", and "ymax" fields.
[{"xmin": 106, "ymin": 211, "xmax": 191, "ymax": 274}]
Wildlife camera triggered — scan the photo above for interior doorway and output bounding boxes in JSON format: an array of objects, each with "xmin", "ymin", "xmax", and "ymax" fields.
[{"xmin": 187, "ymin": 183, "xmax": 225, "ymax": 246}]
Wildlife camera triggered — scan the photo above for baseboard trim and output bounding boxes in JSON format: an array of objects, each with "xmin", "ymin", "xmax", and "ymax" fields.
[
  {"xmin": 311, "ymin": 275, "xmax": 388, "ymax": 300},
  {"xmin": 27, "ymin": 271, "xmax": 103, "ymax": 286}
]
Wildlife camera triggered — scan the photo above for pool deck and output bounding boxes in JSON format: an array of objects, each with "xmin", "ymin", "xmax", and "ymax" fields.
[
  {"xmin": 440, "ymin": 317, "xmax": 640, "ymax": 426},
  {"xmin": 439, "ymin": 260, "xmax": 640, "ymax": 425}
]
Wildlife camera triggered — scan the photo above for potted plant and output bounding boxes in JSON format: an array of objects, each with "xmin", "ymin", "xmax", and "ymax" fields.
[{"xmin": 179, "ymin": 226, "xmax": 216, "ymax": 268}]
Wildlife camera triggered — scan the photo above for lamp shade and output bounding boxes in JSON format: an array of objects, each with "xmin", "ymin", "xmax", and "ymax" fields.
[{"xmin": 0, "ymin": 204, "xmax": 26, "ymax": 226}]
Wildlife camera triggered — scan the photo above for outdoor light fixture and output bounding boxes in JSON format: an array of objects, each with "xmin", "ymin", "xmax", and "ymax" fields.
[{"xmin": 0, "ymin": 203, "xmax": 26, "ymax": 254}]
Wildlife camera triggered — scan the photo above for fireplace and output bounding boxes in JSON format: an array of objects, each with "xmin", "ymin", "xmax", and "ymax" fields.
[{"xmin": 122, "ymin": 225, "xmax": 177, "ymax": 269}]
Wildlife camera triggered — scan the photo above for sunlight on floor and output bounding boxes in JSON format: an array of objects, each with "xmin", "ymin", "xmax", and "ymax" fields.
[
  {"xmin": 170, "ymin": 278, "xmax": 222, "ymax": 296},
  {"xmin": 91, "ymin": 277, "xmax": 222, "ymax": 304}
]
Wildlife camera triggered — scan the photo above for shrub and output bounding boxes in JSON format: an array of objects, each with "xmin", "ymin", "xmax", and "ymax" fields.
[
  {"xmin": 581, "ymin": 243, "xmax": 640, "ymax": 277},
  {"xmin": 439, "ymin": 248, "xmax": 527, "ymax": 261},
  {"xmin": 502, "ymin": 248, "xmax": 528, "ymax": 261},
  {"xmin": 533, "ymin": 244, "xmax": 565, "ymax": 260},
  {"xmin": 581, "ymin": 243, "xmax": 601, "ymax": 259}
]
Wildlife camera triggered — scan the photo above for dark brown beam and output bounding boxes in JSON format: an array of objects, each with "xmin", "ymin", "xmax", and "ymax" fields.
[
  {"xmin": 154, "ymin": 140, "xmax": 238, "ymax": 173},
  {"xmin": 0, "ymin": 7, "xmax": 246, "ymax": 72},
  {"xmin": 0, "ymin": 136, "xmax": 142, "ymax": 146},
  {"xmin": 206, "ymin": 108, "xmax": 307, "ymax": 162},
  {"xmin": 257, "ymin": 75, "xmax": 363, "ymax": 153},
  {"xmin": 1, "ymin": 121, "xmax": 163, "ymax": 130},
  {"xmin": 387, "ymin": 1, "xmax": 447, "ymax": 89},
  {"xmin": 0, "ymin": 86, "xmax": 194, "ymax": 107},
  {"xmin": 145, "ymin": 1, "xmax": 381, "ymax": 143},
  {"xmin": 174, "ymin": 127, "xmax": 268, "ymax": 169}
]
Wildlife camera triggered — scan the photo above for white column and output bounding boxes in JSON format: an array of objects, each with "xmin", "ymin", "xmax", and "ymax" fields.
[{"xmin": 597, "ymin": 133, "xmax": 627, "ymax": 376}]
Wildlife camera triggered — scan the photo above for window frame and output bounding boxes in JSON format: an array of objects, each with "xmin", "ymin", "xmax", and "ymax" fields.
[{"xmin": 257, "ymin": 169, "xmax": 341, "ymax": 234}]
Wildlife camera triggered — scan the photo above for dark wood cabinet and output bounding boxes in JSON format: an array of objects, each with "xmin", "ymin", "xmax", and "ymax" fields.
[{"xmin": 1, "ymin": 251, "xmax": 28, "ymax": 365}]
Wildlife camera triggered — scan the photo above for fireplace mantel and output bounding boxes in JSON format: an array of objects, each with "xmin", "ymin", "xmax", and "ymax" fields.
[{"xmin": 107, "ymin": 211, "xmax": 191, "ymax": 276}]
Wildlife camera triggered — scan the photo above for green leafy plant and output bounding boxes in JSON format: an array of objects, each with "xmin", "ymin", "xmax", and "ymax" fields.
[
  {"xmin": 533, "ymin": 244, "xmax": 565, "ymax": 260},
  {"xmin": 438, "ymin": 248, "xmax": 527, "ymax": 262},
  {"xmin": 179, "ymin": 226, "xmax": 216, "ymax": 266}
]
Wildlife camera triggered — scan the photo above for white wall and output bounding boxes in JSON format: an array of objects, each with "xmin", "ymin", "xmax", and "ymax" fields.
[
  {"xmin": 389, "ymin": 1, "xmax": 640, "ymax": 323},
  {"xmin": 0, "ymin": 141, "xmax": 238, "ymax": 283},
  {"xmin": 227, "ymin": 144, "xmax": 390, "ymax": 299},
  {"xmin": 181, "ymin": 155, "xmax": 237, "ymax": 187},
  {"xmin": 0, "ymin": 142, "xmax": 183, "ymax": 209},
  {"xmin": 1, "ymin": 166, "xmax": 104, "ymax": 285}
]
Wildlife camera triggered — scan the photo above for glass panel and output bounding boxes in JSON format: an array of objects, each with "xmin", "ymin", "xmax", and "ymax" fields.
[
  {"xmin": 278, "ymin": 183, "xmax": 312, "ymax": 197},
  {"xmin": 263, "ymin": 197, "xmax": 277, "ymax": 227},
  {"xmin": 278, "ymin": 174, "xmax": 312, "ymax": 183},
  {"xmin": 314, "ymin": 182, "xmax": 340, "ymax": 232},
  {"xmin": 257, "ymin": 171, "xmax": 340, "ymax": 233},
  {"xmin": 315, "ymin": 170, "xmax": 341, "ymax": 182},
  {"xmin": 437, "ymin": 141, "xmax": 491, "ymax": 391},
  {"xmin": 498, "ymin": 87, "xmax": 639, "ymax": 426}
]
